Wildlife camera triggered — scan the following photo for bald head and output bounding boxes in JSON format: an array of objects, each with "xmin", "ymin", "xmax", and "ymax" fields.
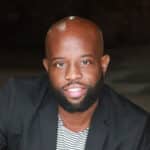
[{"xmin": 45, "ymin": 16, "xmax": 104, "ymax": 58}]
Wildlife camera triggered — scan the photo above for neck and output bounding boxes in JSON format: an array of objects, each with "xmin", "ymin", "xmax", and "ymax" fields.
[{"xmin": 58, "ymin": 101, "xmax": 98, "ymax": 132}]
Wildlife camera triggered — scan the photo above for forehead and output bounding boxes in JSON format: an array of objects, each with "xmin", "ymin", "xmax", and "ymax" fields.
[
  {"xmin": 47, "ymin": 32, "xmax": 101, "ymax": 59},
  {"xmin": 45, "ymin": 17, "xmax": 103, "ymax": 58}
]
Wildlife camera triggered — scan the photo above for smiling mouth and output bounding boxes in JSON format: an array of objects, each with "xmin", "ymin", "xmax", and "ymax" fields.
[{"xmin": 63, "ymin": 84, "xmax": 87, "ymax": 99}]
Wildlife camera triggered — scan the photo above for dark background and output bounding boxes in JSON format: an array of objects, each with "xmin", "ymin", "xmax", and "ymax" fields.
[{"xmin": 0, "ymin": 0, "xmax": 150, "ymax": 111}]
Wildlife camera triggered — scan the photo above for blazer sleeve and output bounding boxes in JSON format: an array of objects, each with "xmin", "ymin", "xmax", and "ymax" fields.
[
  {"xmin": 0, "ymin": 79, "xmax": 14, "ymax": 150},
  {"xmin": 138, "ymin": 116, "xmax": 150, "ymax": 150}
]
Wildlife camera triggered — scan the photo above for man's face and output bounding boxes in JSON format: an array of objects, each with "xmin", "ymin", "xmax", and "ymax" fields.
[{"xmin": 43, "ymin": 28, "xmax": 109, "ymax": 112}]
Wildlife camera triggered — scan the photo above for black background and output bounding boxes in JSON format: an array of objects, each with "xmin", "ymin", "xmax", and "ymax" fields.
[{"xmin": 0, "ymin": 0, "xmax": 150, "ymax": 111}]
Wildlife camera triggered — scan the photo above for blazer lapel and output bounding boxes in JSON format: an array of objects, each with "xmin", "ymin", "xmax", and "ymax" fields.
[
  {"xmin": 39, "ymin": 90, "xmax": 58, "ymax": 150},
  {"xmin": 85, "ymin": 87, "xmax": 111, "ymax": 150}
]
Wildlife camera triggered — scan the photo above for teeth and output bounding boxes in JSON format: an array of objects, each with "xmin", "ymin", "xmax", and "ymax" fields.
[{"xmin": 68, "ymin": 88, "xmax": 81, "ymax": 92}]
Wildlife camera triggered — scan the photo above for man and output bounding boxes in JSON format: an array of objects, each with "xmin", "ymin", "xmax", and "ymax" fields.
[{"xmin": 0, "ymin": 16, "xmax": 149, "ymax": 150}]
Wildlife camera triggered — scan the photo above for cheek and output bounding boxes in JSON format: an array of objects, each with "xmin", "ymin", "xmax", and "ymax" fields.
[
  {"xmin": 48, "ymin": 69, "xmax": 65, "ymax": 88},
  {"xmin": 81, "ymin": 66, "xmax": 101, "ymax": 85}
]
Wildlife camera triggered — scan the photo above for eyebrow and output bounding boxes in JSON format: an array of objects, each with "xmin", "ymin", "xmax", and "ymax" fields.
[
  {"xmin": 50, "ymin": 57, "xmax": 65, "ymax": 62},
  {"xmin": 81, "ymin": 54, "xmax": 95, "ymax": 58},
  {"xmin": 50, "ymin": 54, "xmax": 95, "ymax": 61}
]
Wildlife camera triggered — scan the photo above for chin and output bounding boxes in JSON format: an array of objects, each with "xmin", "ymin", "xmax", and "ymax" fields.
[{"xmin": 65, "ymin": 95, "xmax": 86, "ymax": 104}]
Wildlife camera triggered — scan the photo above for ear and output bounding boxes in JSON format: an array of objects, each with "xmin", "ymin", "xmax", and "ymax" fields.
[
  {"xmin": 101, "ymin": 54, "xmax": 110, "ymax": 75},
  {"xmin": 43, "ymin": 58, "xmax": 49, "ymax": 72}
]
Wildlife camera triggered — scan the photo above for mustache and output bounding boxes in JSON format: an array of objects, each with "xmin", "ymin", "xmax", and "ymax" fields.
[{"xmin": 62, "ymin": 81, "xmax": 87, "ymax": 89}]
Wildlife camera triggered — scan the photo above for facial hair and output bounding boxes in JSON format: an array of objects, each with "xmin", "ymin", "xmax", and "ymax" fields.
[{"xmin": 49, "ymin": 75, "xmax": 104, "ymax": 113}]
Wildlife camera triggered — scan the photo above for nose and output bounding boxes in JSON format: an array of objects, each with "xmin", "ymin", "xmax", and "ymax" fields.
[{"xmin": 65, "ymin": 63, "xmax": 82, "ymax": 81}]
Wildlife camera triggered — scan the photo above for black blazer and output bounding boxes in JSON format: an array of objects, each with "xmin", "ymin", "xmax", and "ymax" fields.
[{"xmin": 0, "ymin": 74, "xmax": 149, "ymax": 150}]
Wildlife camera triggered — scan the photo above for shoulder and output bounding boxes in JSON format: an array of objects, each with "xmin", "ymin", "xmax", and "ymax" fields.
[
  {"xmin": 0, "ymin": 73, "xmax": 50, "ymax": 138},
  {"xmin": 4, "ymin": 73, "xmax": 48, "ymax": 91},
  {"xmin": 102, "ymin": 84, "xmax": 149, "ymax": 129},
  {"xmin": 102, "ymin": 85, "xmax": 150, "ymax": 148},
  {"xmin": 0, "ymin": 73, "xmax": 49, "ymax": 98},
  {"xmin": 0, "ymin": 73, "xmax": 50, "ymax": 118},
  {"xmin": 103, "ymin": 84, "xmax": 149, "ymax": 117}
]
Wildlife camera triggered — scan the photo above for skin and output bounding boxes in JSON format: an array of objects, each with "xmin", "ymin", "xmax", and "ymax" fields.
[{"xmin": 43, "ymin": 16, "xmax": 110, "ymax": 131}]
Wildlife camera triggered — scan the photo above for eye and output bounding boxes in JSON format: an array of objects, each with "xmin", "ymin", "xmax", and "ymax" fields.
[
  {"xmin": 81, "ymin": 59, "xmax": 93, "ymax": 65},
  {"xmin": 54, "ymin": 62, "xmax": 65, "ymax": 68}
]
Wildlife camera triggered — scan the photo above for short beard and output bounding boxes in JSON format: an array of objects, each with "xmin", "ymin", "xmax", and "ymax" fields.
[{"xmin": 49, "ymin": 75, "xmax": 104, "ymax": 113}]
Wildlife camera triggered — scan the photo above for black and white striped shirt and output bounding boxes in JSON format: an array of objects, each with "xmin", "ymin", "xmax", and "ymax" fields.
[{"xmin": 56, "ymin": 116, "xmax": 89, "ymax": 150}]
